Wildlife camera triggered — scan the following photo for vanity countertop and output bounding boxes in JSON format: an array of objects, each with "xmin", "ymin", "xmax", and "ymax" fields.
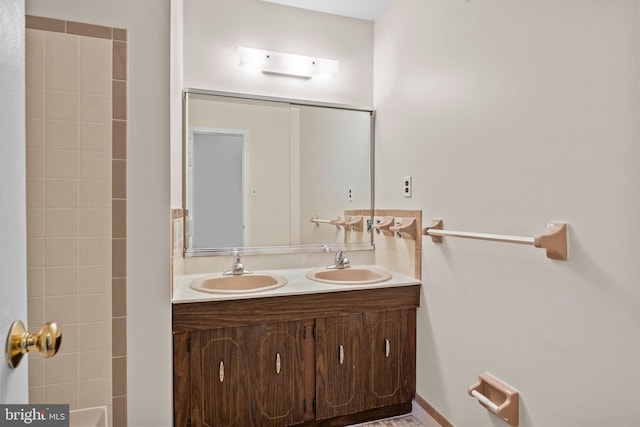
[{"xmin": 172, "ymin": 265, "xmax": 421, "ymax": 304}]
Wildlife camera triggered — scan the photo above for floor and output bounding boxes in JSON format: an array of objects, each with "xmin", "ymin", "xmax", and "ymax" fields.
[{"xmin": 352, "ymin": 415, "xmax": 424, "ymax": 426}]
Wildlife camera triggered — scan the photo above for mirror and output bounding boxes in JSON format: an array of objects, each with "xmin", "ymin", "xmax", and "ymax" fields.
[{"xmin": 184, "ymin": 91, "xmax": 373, "ymax": 255}]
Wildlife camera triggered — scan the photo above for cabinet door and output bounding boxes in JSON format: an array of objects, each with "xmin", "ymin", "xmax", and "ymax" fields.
[
  {"xmin": 174, "ymin": 333, "xmax": 191, "ymax": 427},
  {"xmin": 249, "ymin": 321, "xmax": 305, "ymax": 426},
  {"xmin": 364, "ymin": 310, "xmax": 416, "ymax": 408},
  {"xmin": 191, "ymin": 327, "xmax": 250, "ymax": 427},
  {"xmin": 315, "ymin": 314, "xmax": 365, "ymax": 419}
]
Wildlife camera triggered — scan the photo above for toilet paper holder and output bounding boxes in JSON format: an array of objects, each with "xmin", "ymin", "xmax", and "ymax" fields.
[{"xmin": 468, "ymin": 372, "xmax": 519, "ymax": 426}]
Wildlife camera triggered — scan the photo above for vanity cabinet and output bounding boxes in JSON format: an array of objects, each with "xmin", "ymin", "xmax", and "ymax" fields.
[
  {"xmin": 189, "ymin": 326, "xmax": 246, "ymax": 426},
  {"xmin": 315, "ymin": 309, "xmax": 416, "ymax": 420},
  {"xmin": 173, "ymin": 285, "xmax": 420, "ymax": 426},
  {"xmin": 363, "ymin": 309, "xmax": 416, "ymax": 409},
  {"xmin": 315, "ymin": 314, "xmax": 365, "ymax": 419},
  {"xmin": 188, "ymin": 322, "xmax": 305, "ymax": 427},
  {"xmin": 250, "ymin": 321, "xmax": 306, "ymax": 425}
]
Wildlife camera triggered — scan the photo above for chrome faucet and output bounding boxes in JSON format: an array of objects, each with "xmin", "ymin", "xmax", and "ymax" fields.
[
  {"xmin": 328, "ymin": 250, "xmax": 350, "ymax": 269},
  {"xmin": 223, "ymin": 255, "xmax": 252, "ymax": 275}
]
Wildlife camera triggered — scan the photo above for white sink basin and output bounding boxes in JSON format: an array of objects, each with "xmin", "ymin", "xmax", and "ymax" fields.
[
  {"xmin": 305, "ymin": 267, "xmax": 392, "ymax": 285},
  {"xmin": 189, "ymin": 273, "xmax": 287, "ymax": 294}
]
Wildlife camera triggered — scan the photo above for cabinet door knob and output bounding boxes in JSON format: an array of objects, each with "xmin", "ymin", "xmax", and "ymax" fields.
[
  {"xmin": 275, "ymin": 352, "xmax": 281, "ymax": 374},
  {"xmin": 219, "ymin": 360, "xmax": 224, "ymax": 382},
  {"xmin": 384, "ymin": 339, "xmax": 390, "ymax": 358},
  {"xmin": 338, "ymin": 344, "xmax": 344, "ymax": 365}
]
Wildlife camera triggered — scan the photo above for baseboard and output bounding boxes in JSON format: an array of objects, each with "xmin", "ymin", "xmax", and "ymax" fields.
[{"xmin": 413, "ymin": 393, "xmax": 455, "ymax": 427}]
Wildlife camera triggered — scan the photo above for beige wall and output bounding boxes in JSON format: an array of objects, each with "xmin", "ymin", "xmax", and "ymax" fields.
[
  {"xmin": 182, "ymin": 0, "xmax": 373, "ymax": 107},
  {"xmin": 25, "ymin": 1, "xmax": 172, "ymax": 426},
  {"xmin": 374, "ymin": 1, "xmax": 640, "ymax": 425}
]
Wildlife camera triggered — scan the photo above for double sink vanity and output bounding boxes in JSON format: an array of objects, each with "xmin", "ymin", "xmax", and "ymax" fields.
[
  {"xmin": 174, "ymin": 91, "xmax": 420, "ymax": 425},
  {"xmin": 172, "ymin": 260, "xmax": 421, "ymax": 426}
]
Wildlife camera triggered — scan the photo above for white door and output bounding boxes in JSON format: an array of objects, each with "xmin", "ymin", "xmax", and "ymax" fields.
[
  {"xmin": 191, "ymin": 131, "xmax": 245, "ymax": 248},
  {"xmin": 0, "ymin": 0, "xmax": 28, "ymax": 403}
]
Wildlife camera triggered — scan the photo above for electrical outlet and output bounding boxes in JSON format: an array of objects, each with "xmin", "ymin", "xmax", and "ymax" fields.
[
  {"xmin": 403, "ymin": 176, "xmax": 412, "ymax": 198},
  {"xmin": 348, "ymin": 186, "xmax": 353, "ymax": 202}
]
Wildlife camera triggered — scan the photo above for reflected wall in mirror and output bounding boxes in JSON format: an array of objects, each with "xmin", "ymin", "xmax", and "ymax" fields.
[{"xmin": 184, "ymin": 91, "xmax": 373, "ymax": 254}]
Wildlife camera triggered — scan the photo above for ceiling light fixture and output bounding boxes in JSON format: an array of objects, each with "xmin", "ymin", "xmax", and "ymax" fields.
[{"xmin": 238, "ymin": 47, "xmax": 338, "ymax": 79}]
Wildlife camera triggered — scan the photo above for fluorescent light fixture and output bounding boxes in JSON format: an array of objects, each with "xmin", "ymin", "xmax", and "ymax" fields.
[{"xmin": 238, "ymin": 47, "xmax": 338, "ymax": 79}]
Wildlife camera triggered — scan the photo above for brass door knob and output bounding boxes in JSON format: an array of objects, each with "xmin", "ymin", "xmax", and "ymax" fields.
[{"xmin": 6, "ymin": 320, "xmax": 62, "ymax": 368}]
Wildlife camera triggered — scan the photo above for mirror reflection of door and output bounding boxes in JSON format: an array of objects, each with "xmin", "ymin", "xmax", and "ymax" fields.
[
  {"xmin": 191, "ymin": 131, "xmax": 245, "ymax": 248},
  {"xmin": 184, "ymin": 93, "xmax": 374, "ymax": 253}
]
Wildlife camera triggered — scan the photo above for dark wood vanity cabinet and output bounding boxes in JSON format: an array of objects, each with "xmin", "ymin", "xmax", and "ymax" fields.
[
  {"xmin": 188, "ymin": 322, "xmax": 305, "ymax": 427},
  {"xmin": 173, "ymin": 285, "xmax": 420, "ymax": 427},
  {"xmin": 315, "ymin": 314, "xmax": 365, "ymax": 419},
  {"xmin": 189, "ymin": 326, "xmax": 247, "ymax": 426},
  {"xmin": 250, "ymin": 321, "xmax": 306, "ymax": 425},
  {"xmin": 363, "ymin": 309, "xmax": 416, "ymax": 409},
  {"xmin": 315, "ymin": 309, "xmax": 417, "ymax": 420}
]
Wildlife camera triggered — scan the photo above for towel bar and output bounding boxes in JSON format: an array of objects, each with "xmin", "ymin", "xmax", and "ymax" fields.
[
  {"xmin": 310, "ymin": 215, "xmax": 342, "ymax": 229},
  {"xmin": 424, "ymin": 219, "xmax": 568, "ymax": 260}
]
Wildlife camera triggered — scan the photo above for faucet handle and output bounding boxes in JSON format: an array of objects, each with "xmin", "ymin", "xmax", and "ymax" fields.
[
  {"xmin": 328, "ymin": 250, "xmax": 350, "ymax": 269},
  {"xmin": 223, "ymin": 254, "xmax": 250, "ymax": 275}
]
